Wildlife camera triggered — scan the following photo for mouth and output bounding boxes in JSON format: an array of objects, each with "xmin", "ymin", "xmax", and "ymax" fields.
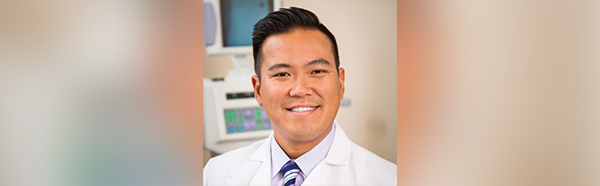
[{"xmin": 286, "ymin": 105, "xmax": 319, "ymax": 112}]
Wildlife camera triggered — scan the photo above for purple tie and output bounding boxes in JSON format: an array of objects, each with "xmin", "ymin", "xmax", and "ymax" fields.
[{"xmin": 281, "ymin": 160, "xmax": 301, "ymax": 186}]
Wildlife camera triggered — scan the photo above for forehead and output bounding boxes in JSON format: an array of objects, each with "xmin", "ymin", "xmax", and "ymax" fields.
[{"xmin": 261, "ymin": 28, "xmax": 334, "ymax": 68}]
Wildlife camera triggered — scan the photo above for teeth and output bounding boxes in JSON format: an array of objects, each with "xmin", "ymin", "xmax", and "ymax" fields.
[{"xmin": 291, "ymin": 107, "xmax": 316, "ymax": 112}]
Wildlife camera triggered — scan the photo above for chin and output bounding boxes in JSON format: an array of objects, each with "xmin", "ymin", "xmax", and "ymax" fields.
[
  {"xmin": 290, "ymin": 134, "xmax": 318, "ymax": 142},
  {"xmin": 292, "ymin": 128, "xmax": 327, "ymax": 141}
]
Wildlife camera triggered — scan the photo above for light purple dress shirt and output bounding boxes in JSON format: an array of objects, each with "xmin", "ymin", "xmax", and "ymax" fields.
[{"xmin": 270, "ymin": 122, "xmax": 337, "ymax": 186}]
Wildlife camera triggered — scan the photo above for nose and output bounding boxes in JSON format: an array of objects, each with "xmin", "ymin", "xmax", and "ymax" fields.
[{"xmin": 289, "ymin": 75, "xmax": 313, "ymax": 97}]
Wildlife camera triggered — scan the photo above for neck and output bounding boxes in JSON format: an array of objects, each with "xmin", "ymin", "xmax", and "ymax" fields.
[{"xmin": 274, "ymin": 124, "xmax": 333, "ymax": 160}]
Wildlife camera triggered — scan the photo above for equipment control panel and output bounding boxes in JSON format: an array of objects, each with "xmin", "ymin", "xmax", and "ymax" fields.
[{"xmin": 224, "ymin": 107, "xmax": 272, "ymax": 133}]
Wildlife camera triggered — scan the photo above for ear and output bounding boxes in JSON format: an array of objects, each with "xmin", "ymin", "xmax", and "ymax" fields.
[
  {"xmin": 251, "ymin": 75, "xmax": 263, "ymax": 106},
  {"xmin": 338, "ymin": 67, "xmax": 346, "ymax": 100}
]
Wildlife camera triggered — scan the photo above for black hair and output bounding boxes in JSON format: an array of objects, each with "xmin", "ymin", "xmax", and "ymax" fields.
[{"xmin": 252, "ymin": 7, "xmax": 340, "ymax": 81}]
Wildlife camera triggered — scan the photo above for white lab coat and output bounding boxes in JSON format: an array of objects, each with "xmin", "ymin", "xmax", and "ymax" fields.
[{"xmin": 203, "ymin": 121, "xmax": 397, "ymax": 185}]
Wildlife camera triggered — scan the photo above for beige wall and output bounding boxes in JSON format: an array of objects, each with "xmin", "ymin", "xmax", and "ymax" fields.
[
  {"xmin": 203, "ymin": 0, "xmax": 398, "ymax": 165},
  {"xmin": 408, "ymin": 1, "xmax": 596, "ymax": 186}
]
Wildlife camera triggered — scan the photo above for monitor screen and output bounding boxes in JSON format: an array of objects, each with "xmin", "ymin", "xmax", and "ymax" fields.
[{"xmin": 220, "ymin": 0, "xmax": 273, "ymax": 47}]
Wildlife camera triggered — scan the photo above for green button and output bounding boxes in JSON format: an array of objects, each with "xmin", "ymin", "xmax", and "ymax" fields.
[
  {"xmin": 226, "ymin": 111, "xmax": 235, "ymax": 117},
  {"xmin": 225, "ymin": 118, "xmax": 230, "ymax": 123},
  {"xmin": 257, "ymin": 124, "xmax": 263, "ymax": 129},
  {"xmin": 232, "ymin": 117, "xmax": 236, "ymax": 123},
  {"xmin": 238, "ymin": 117, "xmax": 243, "ymax": 122}
]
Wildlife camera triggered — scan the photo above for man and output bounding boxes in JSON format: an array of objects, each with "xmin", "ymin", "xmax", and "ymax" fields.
[{"xmin": 203, "ymin": 7, "xmax": 397, "ymax": 185}]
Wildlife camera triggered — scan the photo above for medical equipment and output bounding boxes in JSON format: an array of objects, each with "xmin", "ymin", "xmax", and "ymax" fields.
[
  {"xmin": 203, "ymin": 78, "xmax": 274, "ymax": 154},
  {"xmin": 203, "ymin": 0, "xmax": 281, "ymax": 154},
  {"xmin": 204, "ymin": 0, "xmax": 282, "ymax": 55}
]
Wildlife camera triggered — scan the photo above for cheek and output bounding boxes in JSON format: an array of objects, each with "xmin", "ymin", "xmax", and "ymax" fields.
[
  {"xmin": 269, "ymin": 81, "xmax": 292, "ymax": 93},
  {"xmin": 262, "ymin": 85, "xmax": 286, "ymax": 104},
  {"xmin": 316, "ymin": 78, "xmax": 340, "ymax": 96}
]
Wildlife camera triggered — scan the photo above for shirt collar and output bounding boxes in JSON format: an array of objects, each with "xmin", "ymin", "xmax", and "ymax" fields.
[{"xmin": 270, "ymin": 122, "xmax": 336, "ymax": 178}]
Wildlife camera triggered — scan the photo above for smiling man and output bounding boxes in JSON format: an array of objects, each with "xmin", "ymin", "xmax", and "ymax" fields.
[{"xmin": 203, "ymin": 7, "xmax": 397, "ymax": 186}]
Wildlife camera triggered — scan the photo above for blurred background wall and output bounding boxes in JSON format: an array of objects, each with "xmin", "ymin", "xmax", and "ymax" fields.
[
  {"xmin": 0, "ymin": 1, "xmax": 203, "ymax": 186},
  {"xmin": 202, "ymin": 0, "xmax": 398, "ymax": 165},
  {"xmin": 402, "ymin": 1, "xmax": 600, "ymax": 186}
]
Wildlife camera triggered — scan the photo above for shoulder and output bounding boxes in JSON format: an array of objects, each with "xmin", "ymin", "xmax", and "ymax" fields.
[
  {"xmin": 329, "ymin": 122, "xmax": 397, "ymax": 184},
  {"xmin": 333, "ymin": 122, "xmax": 396, "ymax": 175},
  {"xmin": 351, "ymin": 143, "xmax": 396, "ymax": 170},
  {"xmin": 203, "ymin": 138, "xmax": 268, "ymax": 183},
  {"xmin": 349, "ymin": 142, "xmax": 397, "ymax": 185},
  {"xmin": 204, "ymin": 138, "xmax": 267, "ymax": 168}
]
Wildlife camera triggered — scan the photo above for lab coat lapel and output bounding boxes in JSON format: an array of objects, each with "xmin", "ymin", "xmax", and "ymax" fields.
[
  {"xmin": 247, "ymin": 133, "xmax": 273, "ymax": 186},
  {"xmin": 302, "ymin": 121, "xmax": 359, "ymax": 185},
  {"xmin": 323, "ymin": 121, "xmax": 352, "ymax": 165}
]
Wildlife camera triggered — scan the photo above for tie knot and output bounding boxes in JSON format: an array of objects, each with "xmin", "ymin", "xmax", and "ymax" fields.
[{"xmin": 281, "ymin": 160, "xmax": 301, "ymax": 186}]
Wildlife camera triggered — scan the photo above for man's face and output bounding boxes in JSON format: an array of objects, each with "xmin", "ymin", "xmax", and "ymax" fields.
[{"xmin": 252, "ymin": 28, "xmax": 345, "ymax": 143}]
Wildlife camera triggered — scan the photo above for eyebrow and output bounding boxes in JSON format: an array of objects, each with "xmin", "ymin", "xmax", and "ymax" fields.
[
  {"xmin": 305, "ymin": 59, "xmax": 331, "ymax": 67},
  {"xmin": 267, "ymin": 63, "xmax": 292, "ymax": 71},
  {"xmin": 267, "ymin": 59, "xmax": 332, "ymax": 71}
]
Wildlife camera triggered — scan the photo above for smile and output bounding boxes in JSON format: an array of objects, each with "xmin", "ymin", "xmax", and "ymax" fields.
[{"xmin": 286, "ymin": 106, "xmax": 319, "ymax": 112}]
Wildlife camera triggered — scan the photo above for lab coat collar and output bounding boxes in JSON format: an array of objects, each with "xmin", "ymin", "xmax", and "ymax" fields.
[
  {"xmin": 248, "ymin": 132, "xmax": 272, "ymax": 162},
  {"xmin": 247, "ymin": 132, "xmax": 272, "ymax": 185},
  {"xmin": 246, "ymin": 121, "xmax": 351, "ymax": 185},
  {"xmin": 323, "ymin": 121, "xmax": 352, "ymax": 165}
]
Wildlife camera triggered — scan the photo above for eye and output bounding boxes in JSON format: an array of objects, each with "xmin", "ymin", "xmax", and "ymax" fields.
[
  {"xmin": 274, "ymin": 72, "xmax": 290, "ymax": 77},
  {"xmin": 312, "ymin": 70, "xmax": 326, "ymax": 74}
]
